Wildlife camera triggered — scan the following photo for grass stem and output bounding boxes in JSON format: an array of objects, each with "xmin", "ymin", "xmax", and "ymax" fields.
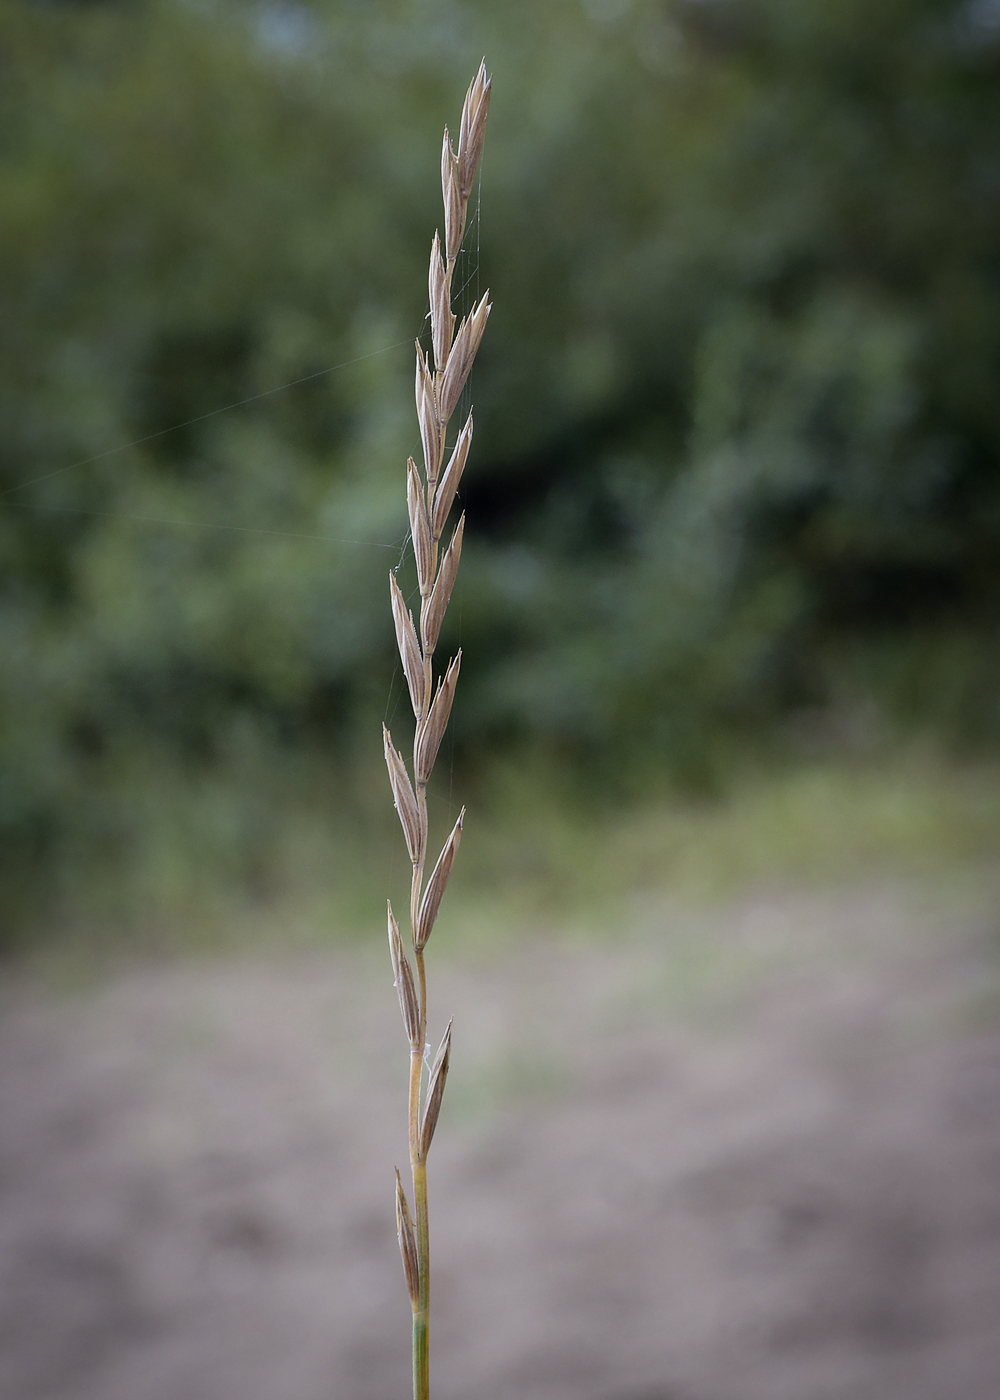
[{"xmin": 384, "ymin": 62, "xmax": 492, "ymax": 1400}]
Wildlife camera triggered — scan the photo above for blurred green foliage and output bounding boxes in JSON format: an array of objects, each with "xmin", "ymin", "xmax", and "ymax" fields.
[{"xmin": 1, "ymin": 0, "xmax": 998, "ymax": 932}]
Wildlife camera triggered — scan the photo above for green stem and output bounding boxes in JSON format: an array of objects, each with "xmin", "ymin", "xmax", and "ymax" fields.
[
  {"xmin": 412, "ymin": 1310, "xmax": 429, "ymax": 1400},
  {"xmin": 412, "ymin": 1159, "xmax": 430, "ymax": 1400},
  {"xmin": 410, "ymin": 958, "xmax": 430, "ymax": 1400}
]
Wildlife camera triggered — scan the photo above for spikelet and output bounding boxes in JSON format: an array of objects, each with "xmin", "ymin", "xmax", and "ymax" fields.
[
  {"xmin": 389, "ymin": 572, "xmax": 427, "ymax": 719},
  {"xmin": 441, "ymin": 128, "xmax": 464, "ymax": 263},
  {"xmin": 437, "ymin": 294, "xmax": 491, "ymax": 424},
  {"xmin": 428, "ymin": 232, "xmax": 455, "ymax": 373},
  {"xmin": 388, "ymin": 903, "xmax": 420, "ymax": 1047},
  {"xmin": 421, "ymin": 515, "xmax": 464, "ymax": 656},
  {"xmin": 415, "ymin": 344, "xmax": 441, "ymax": 485},
  {"xmin": 395, "ymin": 1169, "xmax": 420, "ymax": 1308},
  {"xmin": 383, "ymin": 726, "xmax": 422, "ymax": 865},
  {"xmin": 457, "ymin": 59, "xmax": 491, "ymax": 201},
  {"xmin": 420, "ymin": 1020, "xmax": 453, "ymax": 1157},
  {"xmin": 415, "ymin": 653, "xmax": 461, "ymax": 784},
  {"xmin": 433, "ymin": 412, "xmax": 473, "ymax": 540},
  {"xmin": 415, "ymin": 810, "xmax": 464, "ymax": 951},
  {"xmin": 407, "ymin": 457, "xmax": 434, "ymax": 597}
]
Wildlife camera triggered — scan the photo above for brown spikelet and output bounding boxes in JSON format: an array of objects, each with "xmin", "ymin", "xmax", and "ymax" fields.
[
  {"xmin": 458, "ymin": 60, "xmax": 492, "ymax": 201},
  {"xmin": 433, "ymin": 412, "xmax": 473, "ymax": 540},
  {"xmin": 421, "ymin": 514, "xmax": 464, "ymax": 655},
  {"xmin": 415, "ymin": 808, "xmax": 464, "ymax": 950},
  {"xmin": 407, "ymin": 458, "xmax": 434, "ymax": 597},
  {"xmin": 383, "ymin": 726, "xmax": 422, "ymax": 864},
  {"xmin": 428, "ymin": 232, "xmax": 455, "ymax": 373},
  {"xmin": 415, "ymin": 652, "xmax": 461, "ymax": 784},
  {"xmin": 437, "ymin": 294, "xmax": 491, "ymax": 424},
  {"xmin": 395, "ymin": 1169, "xmax": 420, "ymax": 1308},
  {"xmin": 388, "ymin": 902, "xmax": 421, "ymax": 1046},
  {"xmin": 415, "ymin": 344, "xmax": 442, "ymax": 484},
  {"xmin": 389, "ymin": 571, "xmax": 427, "ymax": 718},
  {"xmin": 441, "ymin": 128, "xmax": 464, "ymax": 262},
  {"xmin": 420, "ymin": 1019, "xmax": 453, "ymax": 1157}
]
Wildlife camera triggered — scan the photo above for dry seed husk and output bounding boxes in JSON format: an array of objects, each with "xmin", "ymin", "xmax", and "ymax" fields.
[
  {"xmin": 415, "ymin": 808, "xmax": 464, "ymax": 950},
  {"xmin": 388, "ymin": 902, "xmax": 421, "ymax": 1046},
  {"xmin": 458, "ymin": 61, "xmax": 491, "ymax": 201},
  {"xmin": 407, "ymin": 458, "xmax": 434, "ymax": 597},
  {"xmin": 433, "ymin": 413, "xmax": 473, "ymax": 540},
  {"xmin": 395, "ymin": 1169, "xmax": 420, "ymax": 1307},
  {"xmin": 414, "ymin": 345, "xmax": 441, "ymax": 484},
  {"xmin": 419, "ymin": 1019, "xmax": 452, "ymax": 1157},
  {"xmin": 428, "ymin": 232, "xmax": 455, "ymax": 374},
  {"xmin": 421, "ymin": 514, "xmax": 464, "ymax": 655},
  {"xmin": 437, "ymin": 294, "xmax": 490, "ymax": 425},
  {"xmin": 441, "ymin": 129, "xmax": 464, "ymax": 262},
  {"xmin": 389, "ymin": 572, "xmax": 427, "ymax": 718},
  {"xmin": 383, "ymin": 726, "xmax": 422, "ymax": 864},
  {"xmin": 415, "ymin": 652, "xmax": 461, "ymax": 784}
]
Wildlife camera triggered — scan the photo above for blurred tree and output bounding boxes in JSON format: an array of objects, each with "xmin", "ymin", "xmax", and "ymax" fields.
[
  {"xmin": 462, "ymin": 0, "xmax": 1000, "ymax": 778},
  {"xmin": 0, "ymin": 0, "xmax": 997, "ymax": 929}
]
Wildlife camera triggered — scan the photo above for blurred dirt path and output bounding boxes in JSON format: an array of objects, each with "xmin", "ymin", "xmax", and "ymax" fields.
[{"xmin": 1, "ymin": 875, "xmax": 999, "ymax": 1400}]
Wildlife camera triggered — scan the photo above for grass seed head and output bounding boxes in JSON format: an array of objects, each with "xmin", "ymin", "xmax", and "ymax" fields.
[{"xmin": 384, "ymin": 65, "xmax": 490, "ymax": 1391}]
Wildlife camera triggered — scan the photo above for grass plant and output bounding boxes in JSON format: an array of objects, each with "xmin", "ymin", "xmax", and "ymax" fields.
[{"xmin": 382, "ymin": 62, "xmax": 491, "ymax": 1400}]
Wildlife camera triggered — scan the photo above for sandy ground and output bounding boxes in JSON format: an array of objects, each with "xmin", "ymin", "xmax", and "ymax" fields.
[{"xmin": 1, "ymin": 873, "xmax": 999, "ymax": 1400}]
